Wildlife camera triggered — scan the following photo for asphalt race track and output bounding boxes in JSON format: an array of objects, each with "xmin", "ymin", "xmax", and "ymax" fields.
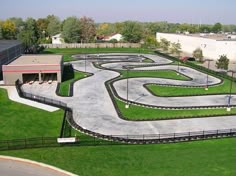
[{"xmin": 22, "ymin": 53, "xmax": 236, "ymax": 138}]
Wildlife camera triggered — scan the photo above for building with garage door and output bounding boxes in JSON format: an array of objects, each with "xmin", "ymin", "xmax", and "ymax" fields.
[{"xmin": 2, "ymin": 55, "xmax": 63, "ymax": 85}]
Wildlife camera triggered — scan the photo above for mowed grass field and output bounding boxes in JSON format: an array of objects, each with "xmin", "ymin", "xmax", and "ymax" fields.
[
  {"xmin": 0, "ymin": 88, "xmax": 63, "ymax": 140},
  {"xmin": 0, "ymin": 86, "xmax": 235, "ymax": 176},
  {"xmin": 147, "ymin": 77, "xmax": 236, "ymax": 96},
  {"xmin": 59, "ymin": 65, "xmax": 89, "ymax": 96},
  {"xmin": 120, "ymin": 70, "xmax": 189, "ymax": 80},
  {"xmin": 42, "ymin": 48, "xmax": 154, "ymax": 62},
  {"xmin": 1, "ymin": 48, "xmax": 234, "ymax": 175},
  {"xmin": 0, "ymin": 138, "xmax": 235, "ymax": 176},
  {"xmin": 116, "ymin": 99, "xmax": 236, "ymax": 120}
]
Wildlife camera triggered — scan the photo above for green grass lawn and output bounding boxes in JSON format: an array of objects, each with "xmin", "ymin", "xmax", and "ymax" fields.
[
  {"xmin": 142, "ymin": 57, "xmax": 154, "ymax": 63},
  {"xmin": 0, "ymin": 88, "xmax": 63, "ymax": 140},
  {"xmin": 115, "ymin": 99, "xmax": 236, "ymax": 120},
  {"xmin": 59, "ymin": 65, "xmax": 89, "ymax": 96},
  {"xmin": 42, "ymin": 48, "xmax": 154, "ymax": 62},
  {"xmin": 1, "ymin": 138, "xmax": 235, "ymax": 176},
  {"xmin": 146, "ymin": 78, "xmax": 236, "ymax": 96},
  {"xmin": 43, "ymin": 48, "xmax": 153, "ymax": 54},
  {"xmin": 120, "ymin": 70, "xmax": 189, "ymax": 80}
]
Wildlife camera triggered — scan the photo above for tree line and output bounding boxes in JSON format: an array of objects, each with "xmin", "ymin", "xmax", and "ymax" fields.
[{"xmin": 0, "ymin": 15, "xmax": 236, "ymax": 52}]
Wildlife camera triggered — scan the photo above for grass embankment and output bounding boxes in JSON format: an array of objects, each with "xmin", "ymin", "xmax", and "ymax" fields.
[
  {"xmin": 59, "ymin": 65, "xmax": 89, "ymax": 96},
  {"xmin": 0, "ymin": 89, "xmax": 63, "ymax": 140},
  {"xmin": 116, "ymin": 99, "xmax": 236, "ymax": 120},
  {"xmin": 147, "ymin": 78, "xmax": 235, "ymax": 96},
  {"xmin": 1, "ymin": 138, "xmax": 235, "ymax": 176},
  {"xmin": 42, "ymin": 48, "xmax": 154, "ymax": 62},
  {"xmin": 120, "ymin": 70, "xmax": 189, "ymax": 80},
  {"xmin": 114, "ymin": 70, "xmax": 236, "ymax": 120}
]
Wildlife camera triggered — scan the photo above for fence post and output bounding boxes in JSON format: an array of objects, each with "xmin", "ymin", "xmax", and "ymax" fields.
[
  {"xmin": 203, "ymin": 130, "xmax": 205, "ymax": 139},
  {"xmin": 7, "ymin": 140, "xmax": 9, "ymax": 150},
  {"xmin": 42, "ymin": 137, "xmax": 44, "ymax": 146}
]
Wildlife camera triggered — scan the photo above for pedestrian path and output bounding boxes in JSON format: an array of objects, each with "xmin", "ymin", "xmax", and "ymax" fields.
[{"xmin": 0, "ymin": 86, "xmax": 59, "ymax": 112}]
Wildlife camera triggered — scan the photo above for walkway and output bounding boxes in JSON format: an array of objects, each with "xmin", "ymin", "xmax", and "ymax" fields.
[{"xmin": 0, "ymin": 156, "xmax": 77, "ymax": 176}]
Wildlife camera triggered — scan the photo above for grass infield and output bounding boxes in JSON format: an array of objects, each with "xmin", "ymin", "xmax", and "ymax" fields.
[{"xmin": 0, "ymin": 89, "xmax": 63, "ymax": 140}]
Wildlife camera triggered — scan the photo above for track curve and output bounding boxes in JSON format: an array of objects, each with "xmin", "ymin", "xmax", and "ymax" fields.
[{"xmin": 21, "ymin": 53, "xmax": 236, "ymax": 138}]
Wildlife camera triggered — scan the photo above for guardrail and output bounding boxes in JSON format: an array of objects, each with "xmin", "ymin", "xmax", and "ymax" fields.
[
  {"xmin": 154, "ymin": 50, "xmax": 235, "ymax": 81},
  {"xmin": 14, "ymin": 79, "xmax": 236, "ymax": 146},
  {"xmin": 15, "ymin": 80, "xmax": 68, "ymax": 109}
]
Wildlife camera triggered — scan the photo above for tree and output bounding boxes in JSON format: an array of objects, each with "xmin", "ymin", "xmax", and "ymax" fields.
[
  {"xmin": 193, "ymin": 48, "xmax": 204, "ymax": 62},
  {"xmin": 0, "ymin": 21, "xmax": 3, "ymax": 39},
  {"xmin": 47, "ymin": 15, "xmax": 61, "ymax": 36},
  {"xmin": 97, "ymin": 23, "xmax": 112, "ymax": 36},
  {"xmin": 160, "ymin": 38, "xmax": 170, "ymax": 52},
  {"xmin": 216, "ymin": 55, "xmax": 229, "ymax": 70},
  {"xmin": 18, "ymin": 30, "xmax": 37, "ymax": 52},
  {"xmin": 121, "ymin": 21, "xmax": 143, "ymax": 43},
  {"xmin": 24, "ymin": 18, "xmax": 38, "ymax": 37},
  {"xmin": 144, "ymin": 35, "xmax": 159, "ymax": 49},
  {"xmin": 212, "ymin": 23, "xmax": 222, "ymax": 33},
  {"xmin": 8, "ymin": 17, "xmax": 24, "ymax": 31},
  {"xmin": 79, "ymin": 16, "xmax": 96, "ymax": 43},
  {"xmin": 37, "ymin": 18, "xmax": 49, "ymax": 37},
  {"xmin": 114, "ymin": 22, "xmax": 124, "ymax": 33},
  {"xmin": 17, "ymin": 18, "xmax": 39, "ymax": 53},
  {"xmin": 170, "ymin": 42, "xmax": 182, "ymax": 56},
  {"xmin": 62, "ymin": 16, "xmax": 81, "ymax": 43},
  {"xmin": 1, "ymin": 19, "xmax": 16, "ymax": 39},
  {"xmin": 199, "ymin": 25, "xmax": 211, "ymax": 33}
]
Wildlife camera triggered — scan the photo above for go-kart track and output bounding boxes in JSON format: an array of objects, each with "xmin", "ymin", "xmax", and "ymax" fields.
[{"xmin": 21, "ymin": 53, "xmax": 236, "ymax": 141}]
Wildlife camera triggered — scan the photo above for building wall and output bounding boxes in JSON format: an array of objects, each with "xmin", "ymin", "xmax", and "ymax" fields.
[
  {"xmin": 2, "ymin": 64, "xmax": 62, "ymax": 85},
  {"xmin": 3, "ymin": 72, "xmax": 22, "ymax": 85},
  {"xmin": 156, "ymin": 33, "xmax": 236, "ymax": 61},
  {"xmin": 105, "ymin": 34, "xmax": 123, "ymax": 41},
  {"xmin": 41, "ymin": 43, "xmax": 141, "ymax": 49},
  {"xmin": 52, "ymin": 37, "xmax": 64, "ymax": 44}
]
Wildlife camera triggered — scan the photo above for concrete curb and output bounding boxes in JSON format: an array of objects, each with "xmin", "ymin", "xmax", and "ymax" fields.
[{"xmin": 0, "ymin": 155, "xmax": 78, "ymax": 176}]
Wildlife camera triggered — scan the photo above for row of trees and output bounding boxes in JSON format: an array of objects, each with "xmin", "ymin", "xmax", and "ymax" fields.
[
  {"xmin": 1, "ymin": 16, "xmax": 236, "ymax": 43},
  {"xmin": 158, "ymin": 38, "xmax": 182, "ymax": 57},
  {"xmin": 0, "ymin": 15, "xmax": 97, "ymax": 48}
]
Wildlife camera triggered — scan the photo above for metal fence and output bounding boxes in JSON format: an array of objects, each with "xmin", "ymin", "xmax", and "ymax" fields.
[
  {"xmin": 15, "ymin": 80, "xmax": 67, "ymax": 109},
  {"xmin": 13, "ymin": 80, "xmax": 236, "ymax": 147},
  {"xmin": 40, "ymin": 43, "xmax": 141, "ymax": 49},
  {"xmin": 0, "ymin": 137, "xmax": 59, "ymax": 151}
]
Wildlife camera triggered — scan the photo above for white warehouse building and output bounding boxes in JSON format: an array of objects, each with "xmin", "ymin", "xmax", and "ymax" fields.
[{"xmin": 156, "ymin": 32, "xmax": 236, "ymax": 61}]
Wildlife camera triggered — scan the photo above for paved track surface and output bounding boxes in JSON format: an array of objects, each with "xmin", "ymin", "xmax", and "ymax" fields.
[
  {"xmin": 0, "ymin": 156, "xmax": 77, "ymax": 176},
  {"xmin": 21, "ymin": 53, "xmax": 236, "ymax": 137}
]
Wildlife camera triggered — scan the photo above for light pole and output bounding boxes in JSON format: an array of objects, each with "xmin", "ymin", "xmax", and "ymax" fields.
[
  {"xmin": 84, "ymin": 54, "xmax": 87, "ymax": 76},
  {"xmin": 205, "ymin": 59, "xmax": 213, "ymax": 90},
  {"xmin": 177, "ymin": 61, "xmax": 180, "ymax": 75},
  {"xmin": 226, "ymin": 70, "xmax": 236, "ymax": 111},
  {"xmin": 125, "ymin": 66, "xmax": 133, "ymax": 108}
]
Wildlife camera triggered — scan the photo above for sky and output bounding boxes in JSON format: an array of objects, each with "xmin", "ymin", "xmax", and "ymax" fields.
[{"xmin": 0, "ymin": 0, "xmax": 235, "ymax": 24}]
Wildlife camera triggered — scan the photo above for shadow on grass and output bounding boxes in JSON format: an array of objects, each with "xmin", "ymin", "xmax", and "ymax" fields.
[
  {"xmin": 62, "ymin": 64, "xmax": 74, "ymax": 82},
  {"xmin": 40, "ymin": 50, "xmax": 54, "ymax": 54}
]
